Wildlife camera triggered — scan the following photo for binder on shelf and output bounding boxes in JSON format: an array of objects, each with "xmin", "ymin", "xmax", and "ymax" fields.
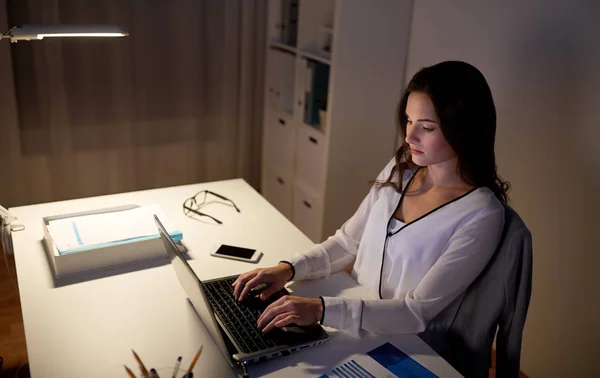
[
  {"xmin": 303, "ymin": 59, "xmax": 330, "ymax": 129},
  {"xmin": 303, "ymin": 59, "xmax": 316, "ymax": 126},
  {"xmin": 42, "ymin": 204, "xmax": 182, "ymax": 278}
]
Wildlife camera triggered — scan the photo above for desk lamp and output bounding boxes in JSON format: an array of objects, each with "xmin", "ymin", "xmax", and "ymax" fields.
[
  {"xmin": 0, "ymin": 22, "xmax": 128, "ymax": 227},
  {"xmin": 0, "ymin": 23, "xmax": 128, "ymax": 254}
]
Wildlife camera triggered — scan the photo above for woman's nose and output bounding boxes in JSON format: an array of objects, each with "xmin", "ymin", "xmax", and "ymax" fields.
[{"xmin": 405, "ymin": 128, "xmax": 418, "ymax": 145}]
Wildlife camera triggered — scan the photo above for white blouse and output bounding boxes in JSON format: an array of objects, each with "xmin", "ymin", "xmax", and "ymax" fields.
[{"xmin": 287, "ymin": 158, "xmax": 505, "ymax": 338}]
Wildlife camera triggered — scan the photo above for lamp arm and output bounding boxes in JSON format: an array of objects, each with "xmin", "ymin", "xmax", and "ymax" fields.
[
  {"xmin": 0, "ymin": 26, "xmax": 16, "ymax": 42},
  {"xmin": 0, "ymin": 205, "xmax": 17, "ymax": 225}
]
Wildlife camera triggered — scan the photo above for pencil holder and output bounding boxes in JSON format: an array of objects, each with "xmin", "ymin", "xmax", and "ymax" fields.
[{"xmin": 154, "ymin": 367, "xmax": 187, "ymax": 377}]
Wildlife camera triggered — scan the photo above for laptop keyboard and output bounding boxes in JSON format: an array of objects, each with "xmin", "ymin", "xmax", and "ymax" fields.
[{"xmin": 203, "ymin": 278, "xmax": 280, "ymax": 354}]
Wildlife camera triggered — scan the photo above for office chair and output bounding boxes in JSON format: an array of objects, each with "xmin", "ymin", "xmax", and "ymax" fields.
[{"xmin": 420, "ymin": 204, "xmax": 533, "ymax": 378}]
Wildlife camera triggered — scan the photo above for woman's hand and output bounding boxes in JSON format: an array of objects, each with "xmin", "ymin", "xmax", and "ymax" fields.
[
  {"xmin": 257, "ymin": 296, "xmax": 323, "ymax": 333},
  {"xmin": 232, "ymin": 262, "xmax": 294, "ymax": 301}
]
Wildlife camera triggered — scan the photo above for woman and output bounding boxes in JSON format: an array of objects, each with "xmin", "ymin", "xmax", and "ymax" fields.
[{"xmin": 233, "ymin": 60, "xmax": 509, "ymax": 338}]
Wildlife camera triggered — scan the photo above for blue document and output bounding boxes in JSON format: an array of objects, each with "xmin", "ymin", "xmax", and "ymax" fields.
[
  {"xmin": 367, "ymin": 342, "xmax": 438, "ymax": 377},
  {"xmin": 320, "ymin": 342, "xmax": 437, "ymax": 378}
]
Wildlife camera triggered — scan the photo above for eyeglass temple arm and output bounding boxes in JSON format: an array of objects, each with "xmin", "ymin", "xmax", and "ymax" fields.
[
  {"xmin": 205, "ymin": 191, "xmax": 241, "ymax": 212},
  {"xmin": 184, "ymin": 206, "xmax": 223, "ymax": 225}
]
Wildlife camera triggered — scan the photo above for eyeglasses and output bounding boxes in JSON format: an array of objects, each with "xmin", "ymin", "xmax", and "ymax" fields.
[{"xmin": 183, "ymin": 190, "xmax": 240, "ymax": 225}]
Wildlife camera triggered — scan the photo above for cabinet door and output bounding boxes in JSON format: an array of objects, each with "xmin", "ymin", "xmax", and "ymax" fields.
[
  {"xmin": 264, "ymin": 111, "xmax": 295, "ymax": 174},
  {"xmin": 265, "ymin": 49, "xmax": 283, "ymax": 112},
  {"xmin": 294, "ymin": 57, "xmax": 308, "ymax": 125},
  {"xmin": 295, "ymin": 126, "xmax": 326, "ymax": 194},
  {"xmin": 292, "ymin": 184, "xmax": 323, "ymax": 242},
  {"xmin": 267, "ymin": 0, "xmax": 282, "ymax": 42},
  {"xmin": 263, "ymin": 167, "xmax": 293, "ymax": 218}
]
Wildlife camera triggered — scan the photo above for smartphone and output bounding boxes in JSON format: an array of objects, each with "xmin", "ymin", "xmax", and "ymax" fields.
[{"xmin": 209, "ymin": 243, "xmax": 263, "ymax": 263}]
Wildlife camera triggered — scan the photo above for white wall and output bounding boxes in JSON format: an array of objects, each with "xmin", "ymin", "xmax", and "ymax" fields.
[{"xmin": 404, "ymin": 1, "xmax": 600, "ymax": 377}]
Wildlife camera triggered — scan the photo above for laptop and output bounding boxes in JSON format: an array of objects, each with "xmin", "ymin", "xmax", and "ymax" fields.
[{"xmin": 154, "ymin": 215, "xmax": 330, "ymax": 370}]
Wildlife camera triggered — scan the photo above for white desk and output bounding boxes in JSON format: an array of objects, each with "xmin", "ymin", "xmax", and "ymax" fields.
[{"xmin": 10, "ymin": 179, "xmax": 462, "ymax": 377}]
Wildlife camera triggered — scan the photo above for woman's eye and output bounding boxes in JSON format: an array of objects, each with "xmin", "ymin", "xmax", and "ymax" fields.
[{"xmin": 423, "ymin": 126, "xmax": 434, "ymax": 132}]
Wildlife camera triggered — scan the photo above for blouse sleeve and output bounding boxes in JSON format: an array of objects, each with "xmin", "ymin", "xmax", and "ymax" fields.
[
  {"xmin": 320, "ymin": 206, "xmax": 505, "ymax": 338},
  {"xmin": 286, "ymin": 157, "xmax": 398, "ymax": 281}
]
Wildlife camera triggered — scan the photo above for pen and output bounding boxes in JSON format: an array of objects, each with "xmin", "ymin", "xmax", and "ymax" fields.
[
  {"xmin": 124, "ymin": 365, "xmax": 136, "ymax": 378},
  {"xmin": 149, "ymin": 368, "xmax": 159, "ymax": 378},
  {"xmin": 184, "ymin": 346, "xmax": 203, "ymax": 376},
  {"xmin": 172, "ymin": 356, "xmax": 182, "ymax": 378},
  {"xmin": 132, "ymin": 349, "xmax": 150, "ymax": 378}
]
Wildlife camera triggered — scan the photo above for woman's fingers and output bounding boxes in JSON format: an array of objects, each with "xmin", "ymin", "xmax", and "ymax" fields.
[
  {"xmin": 237, "ymin": 273, "xmax": 268, "ymax": 301},
  {"xmin": 259, "ymin": 282, "xmax": 283, "ymax": 301},
  {"xmin": 275, "ymin": 314, "xmax": 300, "ymax": 328},
  {"xmin": 232, "ymin": 271, "xmax": 257, "ymax": 300},
  {"xmin": 257, "ymin": 296, "xmax": 322, "ymax": 333},
  {"xmin": 257, "ymin": 298, "xmax": 287, "ymax": 328},
  {"xmin": 232, "ymin": 264, "xmax": 292, "ymax": 301},
  {"xmin": 263, "ymin": 314, "xmax": 299, "ymax": 334}
]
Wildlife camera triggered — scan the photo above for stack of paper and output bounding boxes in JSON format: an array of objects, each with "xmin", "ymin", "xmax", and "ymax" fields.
[{"xmin": 46, "ymin": 205, "xmax": 182, "ymax": 255}]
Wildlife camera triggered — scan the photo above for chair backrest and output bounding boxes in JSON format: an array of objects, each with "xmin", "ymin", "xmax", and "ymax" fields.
[{"xmin": 420, "ymin": 204, "xmax": 533, "ymax": 378}]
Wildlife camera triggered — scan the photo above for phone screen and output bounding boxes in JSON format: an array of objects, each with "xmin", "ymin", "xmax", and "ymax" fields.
[{"xmin": 215, "ymin": 245, "xmax": 256, "ymax": 259}]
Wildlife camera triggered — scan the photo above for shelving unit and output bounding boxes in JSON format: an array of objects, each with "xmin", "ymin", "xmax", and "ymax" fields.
[
  {"xmin": 269, "ymin": 41, "xmax": 298, "ymax": 55},
  {"xmin": 261, "ymin": 0, "xmax": 413, "ymax": 242},
  {"xmin": 297, "ymin": 49, "xmax": 331, "ymax": 65}
]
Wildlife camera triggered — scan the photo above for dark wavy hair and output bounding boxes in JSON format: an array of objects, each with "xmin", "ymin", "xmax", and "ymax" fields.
[{"xmin": 379, "ymin": 61, "xmax": 510, "ymax": 203}]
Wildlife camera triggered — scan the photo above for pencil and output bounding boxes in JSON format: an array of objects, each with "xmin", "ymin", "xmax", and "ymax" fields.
[
  {"xmin": 124, "ymin": 365, "xmax": 136, "ymax": 378},
  {"xmin": 132, "ymin": 349, "xmax": 150, "ymax": 378},
  {"xmin": 184, "ymin": 346, "xmax": 203, "ymax": 376}
]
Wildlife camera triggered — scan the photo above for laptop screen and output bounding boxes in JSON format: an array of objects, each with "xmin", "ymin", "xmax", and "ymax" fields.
[{"xmin": 154, "ymin": 215, "xmax": 233, "ymax": 365}]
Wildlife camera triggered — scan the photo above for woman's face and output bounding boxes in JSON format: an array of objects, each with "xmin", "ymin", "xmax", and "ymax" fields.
[{"xmin": 404, "ymin": 92, "xmax": 456, "ymax": 167}]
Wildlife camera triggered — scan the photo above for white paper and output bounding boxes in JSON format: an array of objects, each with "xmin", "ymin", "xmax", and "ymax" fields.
[{"xmin": 46, "ymin": 205, "xmax": 176, "ymax": 253}]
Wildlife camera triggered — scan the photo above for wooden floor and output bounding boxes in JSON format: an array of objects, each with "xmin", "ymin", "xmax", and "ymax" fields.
[
  {"xmin": 0, "ymin": 244, "xmax": 526, "ymax": 378},
  {"xmin": 0, "ymin": 248, "xmax": 29, "ymax": 378}
]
